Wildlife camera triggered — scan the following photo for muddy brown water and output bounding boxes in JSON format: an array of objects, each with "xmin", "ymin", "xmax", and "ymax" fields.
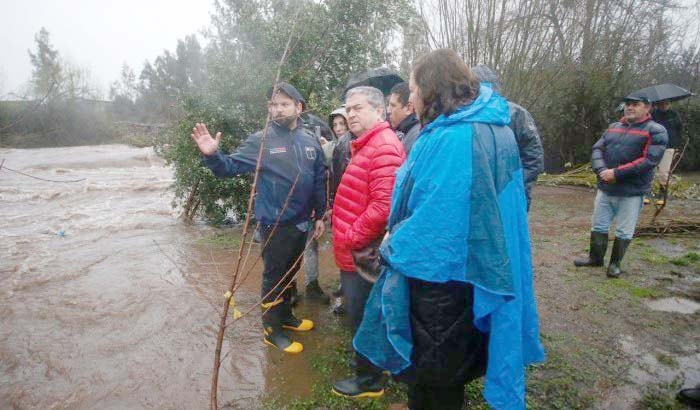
[{"xmin": 0, "ymin": 145, "xmax": 340, "ymax": 409}]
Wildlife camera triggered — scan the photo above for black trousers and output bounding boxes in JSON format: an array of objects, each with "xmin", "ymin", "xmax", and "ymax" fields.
[
  {"xmin": 340, "ymin": 270, "xmax": 383, "ymax": 377},
  {"xmin": 339, "ymin": 270, "xmax": 374, "ymax": 334},
  {"xmin": 408, "ymin": 384, "xmax": 465, "ymax": 410},
  {"xmin": 259, "ymin": 223, "xmax": 306, "ymax": 327},
  {"xmin": 405, "ymin": 278, "xmax": 489, "ymax": 409}
]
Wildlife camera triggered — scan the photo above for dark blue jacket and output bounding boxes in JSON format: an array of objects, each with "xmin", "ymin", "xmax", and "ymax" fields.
[
  {"xmin": 203, "ymin": 121, "xmax": 327, "ymax": 225},
  {"xmin": 592, "ymin": 115, "xmax": 668, "ymax": 196}
]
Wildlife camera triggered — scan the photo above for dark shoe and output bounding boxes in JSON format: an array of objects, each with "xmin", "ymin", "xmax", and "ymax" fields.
[
  {"xmin": 263, "ymin": 326, "xmax": 303, "ymax": 354},
  {"xmin": 574, "ymin": 231, "xmax": 608, "ymax": 267},
  {"xmin": 677, "ymin": 386, "xmax": 700, "ymax": 408},
  {"xmin": 331, "ymin": 374, "xmax": 385, "ymax": 398},
  {"xmin": 607, "ymin": 238, "xmax": 631, "ymax": 278},
  {"xmin": 332, "ymin": 300, "xmax": 346, "ymax": 316},
  {"xmin": 305, "ymin": 279, "xmax": 331, "ymax": 304}
]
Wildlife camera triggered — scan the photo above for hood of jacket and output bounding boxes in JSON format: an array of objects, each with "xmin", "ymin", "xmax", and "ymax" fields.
[
  {"xmin": 421, "ymin": 85, "xmax": 510, "ymax": 135},
  {"xmin": 471, "ymin": 64, "xmax": 502, "ymax": 93}
]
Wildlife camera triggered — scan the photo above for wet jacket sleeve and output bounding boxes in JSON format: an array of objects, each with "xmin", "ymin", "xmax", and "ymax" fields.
[
  {"xmin": 345, "ymin": 141, "xmax": 405, "ymax": 250},
  {"xmin": 509, "ymin": 104, "xmax": 544, "ymax": 185},
  {"xmin": 312, "ymin": 143, "xmax": 327, "ymax": 219},
  {"xmin": 614, "ymin": 125, "xmax": 668, "ymax": 179},
  {"xmin": 203, "ymin": 134, "xmax": 261, "ymax": 177},
  {"xmin": 591, "ymin": 131, "xmax": 608, "ymax": 174}
]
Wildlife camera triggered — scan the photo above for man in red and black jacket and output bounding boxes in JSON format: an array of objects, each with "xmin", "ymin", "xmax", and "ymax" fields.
[{"xmin": 574, "ymin": 91, "xmax": 667, "ymax": 277}]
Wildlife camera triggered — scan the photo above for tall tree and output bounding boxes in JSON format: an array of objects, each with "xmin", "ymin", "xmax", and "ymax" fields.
[{"xmin": 28, "ymin": 27, "xmax": 62, "ymax": 101}]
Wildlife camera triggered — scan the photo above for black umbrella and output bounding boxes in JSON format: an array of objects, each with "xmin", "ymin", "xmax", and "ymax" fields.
[
  {"xmin": 344, "ymin": 67, "xmax": 404, "ymax": 97},
  {"xmin": 632, "ymin": 83, "xmax": 694, "ymax": 103}
]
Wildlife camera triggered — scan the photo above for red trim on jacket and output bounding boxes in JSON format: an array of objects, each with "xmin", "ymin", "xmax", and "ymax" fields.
[
  {"xmin": 616, "ymin": 131, "xmax": 652, "ymax": 171},
  {"xmin": 607, "ymin": 128, "xmax": 651, "ymax": 138}
]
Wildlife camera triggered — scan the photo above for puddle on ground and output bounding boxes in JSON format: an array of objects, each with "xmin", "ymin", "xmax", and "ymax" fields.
[
  {"xmin": 601, "ymin": 334, "xmax": 700, "ymax": 409},
  {"xmin": 645, "ymin": 297, "xmax": 700, "ymax": 314}
]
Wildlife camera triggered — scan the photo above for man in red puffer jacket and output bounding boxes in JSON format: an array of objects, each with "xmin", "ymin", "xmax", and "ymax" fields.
[{"xmin": 331, "ymin": 86, "xmax": 405, "ymax": 398}]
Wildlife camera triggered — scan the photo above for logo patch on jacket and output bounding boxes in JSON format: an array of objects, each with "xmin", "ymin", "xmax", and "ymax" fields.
[
  {"xmin": 305, "ymin": 146, "xmax": 316, "ymax": 160},
  {"xmin": 269, "ymin": 147, "xmax": 286, "ymax": 154}
]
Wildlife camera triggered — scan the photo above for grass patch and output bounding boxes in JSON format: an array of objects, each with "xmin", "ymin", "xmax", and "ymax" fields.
[
  {"xmin": 606, "ymin": 278, "xmax": 664, "ymax": 299},
  {"xmin": 639, "ymin": 380, "xmax": 684, "ymax": 410},
  {"xmin": 195, "ymin": 231, "xmax": 241, "ymax": 249},
  {"xmin": 526, "ymin": 334, "xmax": 599, "ymax": 409},
  {"xmin": 670, "ymin": 252, "xmax": 700, "ymax": 267},
  {"xmin": 655, "ymin": 353, "xmax": 679, "ymax": 369},
  {"xmin": 632, "ymin": 240, "xmax": 679, "ymax": 265}
]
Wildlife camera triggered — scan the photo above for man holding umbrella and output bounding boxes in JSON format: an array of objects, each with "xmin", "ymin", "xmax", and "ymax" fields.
[
  {"xmin": 574, "ymin": 91, "xmax": 668, "ymax": 278},
  {"xmin": 652, "ymin": 100, "xmax": 683, "ymax": 204},
  {"xmin": 635, "ymin": 83, "xmax": 691, "ymax": 204}
]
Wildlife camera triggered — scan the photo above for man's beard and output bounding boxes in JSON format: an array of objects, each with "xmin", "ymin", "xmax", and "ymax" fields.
[{"xmin": 273, "ymin": 114, "xmax": 297, "ymax": 128}]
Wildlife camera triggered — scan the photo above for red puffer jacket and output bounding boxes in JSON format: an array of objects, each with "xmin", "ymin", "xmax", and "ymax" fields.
[{"xmin": 332, "ymin": 121, "xmax": 406, "ymax": 272}]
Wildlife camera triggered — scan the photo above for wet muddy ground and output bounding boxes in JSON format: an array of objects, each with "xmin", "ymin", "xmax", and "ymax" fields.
[{"xmin": 1, "ymin": 145, "xmax": 698, "ymax": 409}]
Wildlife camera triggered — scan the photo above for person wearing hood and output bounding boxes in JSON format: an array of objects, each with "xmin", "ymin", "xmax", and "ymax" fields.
[
  {"xmin": 298, "ymin": 108, "xmax": 349, "ymax": 305},
  {"xmin": 351, "ymin": 49, "xmax": 545, "ymax": 409},
  {"xmin": 574, "ymin": 92, "xmax": 667, "ymax": 278},
  {"xmin": 471, "ymin": 64, "xmax": 544, "ymax": 211},
  {"xmin": 324, "ymin": 108, "xmax": 348, "ymax": 166},
  {"xmin": 387, "ymin": 82, "xmax": 421, "ymax": 155},
  {"xmin": 191, "ymin": 82, "xmax": 326, "ymax": 354},
  {"xmin": 292, "ymin": 108, "xmax": 348, "ymax": 304}
]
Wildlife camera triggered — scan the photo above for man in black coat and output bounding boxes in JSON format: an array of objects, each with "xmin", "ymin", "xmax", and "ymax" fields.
[
  {"xmin": 387, "ymin": 82, "xmax": 422, "ymax": 156},
  {"xmin": 471, "ymin": 65, "xmax": 544, "ymax": 211}
]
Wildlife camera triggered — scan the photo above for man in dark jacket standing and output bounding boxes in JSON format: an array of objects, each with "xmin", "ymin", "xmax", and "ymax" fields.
[
  {"xmin": 387, "ymin": 82, "xmax": 421, "ymax": 155},
  {"xmin": 471, "ymin": 65, "xmax": 544, "ymax": 210},
  {"xmin": 574, "ymin": 92, "xmax": 668, "ymax": 277},
  {"xmin": 191, "ymin": 82, "xmax": 327, "ymax": 354}
]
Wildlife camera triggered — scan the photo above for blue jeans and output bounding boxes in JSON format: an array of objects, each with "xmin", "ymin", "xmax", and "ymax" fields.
[{"xmin": 591, "ymin": 190, "xmax": 643, "ymax": 240}]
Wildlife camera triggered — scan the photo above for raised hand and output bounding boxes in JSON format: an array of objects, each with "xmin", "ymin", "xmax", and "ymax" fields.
[{"xmin": 191, "ymin": 123, "xmax": 222, "ymax": 156}]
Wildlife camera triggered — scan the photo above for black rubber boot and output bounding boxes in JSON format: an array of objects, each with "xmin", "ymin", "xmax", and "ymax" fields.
[
  {"xmin": 607, "ymin": 238, "xmax": 631, "ymax": 278},
  {"xmin": 574, "ymin": 231, "xmax": 608, "ymax": 267},
  {"xmin": 289, "ymin": 281, "xmax": 299, "ymax": 307},
  {"xmin": 277, "ymin": 290, "xmax": 314, "ymax": 331},
  {"xmin": 305, "ymin": 279, "xmax": 331, "ymax": 304},
  {"xmin": 677, "ymin": 385, "xmax": 700, "ymax": 408},
  {"xmin": 263, "ymin": 325, "xmax": 303, "ymax": 354},
  {"xmin": 332, "ymin": 356, "xmax": 385, "ymax": 398},
  {"xmin": 262, "ymin": 301, "xmax": 303, "ymax": 354},
  {"xmin": 331, "ymin": 372, "xmax": 385, "ymax": 398}
]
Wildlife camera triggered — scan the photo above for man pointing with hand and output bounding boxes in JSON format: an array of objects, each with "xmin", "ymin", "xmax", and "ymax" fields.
[{"xmin": 191, "ymin": 82, "xmax": 327, "ymax": 354}]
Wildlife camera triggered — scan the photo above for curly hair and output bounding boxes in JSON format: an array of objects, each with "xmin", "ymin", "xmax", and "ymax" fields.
[{"xmin": 412, "ymin": 49, "xmax": 479, "ymax": 125}]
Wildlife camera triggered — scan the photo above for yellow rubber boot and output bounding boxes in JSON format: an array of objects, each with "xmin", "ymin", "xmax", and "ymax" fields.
[
  {"xmin": 282, "ymin": 316, "xmax": 314, "ymax": 332},
  {"xmin": 263, "ymin": 327, "xmax": 304, "ymax": 354}
]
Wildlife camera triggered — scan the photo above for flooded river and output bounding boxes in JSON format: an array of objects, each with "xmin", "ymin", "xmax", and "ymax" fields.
[{"xmin": 0, "ymin": 145, "xmax": 337, "ymax": 409}]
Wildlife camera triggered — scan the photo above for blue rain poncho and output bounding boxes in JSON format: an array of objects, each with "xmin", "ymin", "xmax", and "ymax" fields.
[{"xmin": 353, "ymin": 85, "xmax": 545, "ymax": 409}]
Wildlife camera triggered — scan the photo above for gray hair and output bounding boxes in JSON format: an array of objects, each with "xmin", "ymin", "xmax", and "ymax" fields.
[{"xmin": 345, "ymin": 86, "xmax": 386, "ymax": 115}]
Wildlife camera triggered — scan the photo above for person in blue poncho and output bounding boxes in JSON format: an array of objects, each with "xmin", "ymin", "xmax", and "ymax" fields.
[{"xmin": 351, "ymin": 49, "xmax": 545, "ymax": 409}]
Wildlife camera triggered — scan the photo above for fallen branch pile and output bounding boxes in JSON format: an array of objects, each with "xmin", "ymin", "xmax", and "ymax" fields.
[{"xmin": 636, "ymin": 221, "xmax": 700, "ymax": 237}]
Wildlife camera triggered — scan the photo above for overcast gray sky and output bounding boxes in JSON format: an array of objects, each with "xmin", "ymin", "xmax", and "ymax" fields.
[{"xmin": 0, "ymin": 0, "xmax": 214, "ymax": 98}]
